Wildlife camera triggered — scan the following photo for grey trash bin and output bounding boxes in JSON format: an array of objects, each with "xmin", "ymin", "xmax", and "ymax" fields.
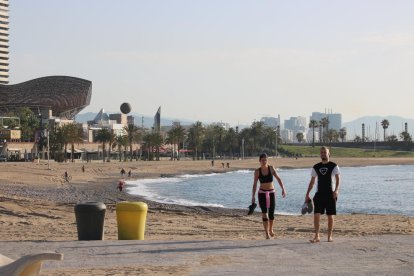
[{"xmin": 74, "ymin": 202, "xmax": 106, "ymax": 240}]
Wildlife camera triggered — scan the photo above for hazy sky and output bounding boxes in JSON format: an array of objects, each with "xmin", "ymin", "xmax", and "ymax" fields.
[{"xmin": 9, "ymin": 0, "xmax": 414, "ymax": 126}]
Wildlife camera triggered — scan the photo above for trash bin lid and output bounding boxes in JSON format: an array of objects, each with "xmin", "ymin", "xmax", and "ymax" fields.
[
  {"xmin": 75, "ymin": 202, "xmax": 106, "ymax": 212},
  {"xmin": 116, "ymin": 201, "xmax": 148, "ymax": 211}
]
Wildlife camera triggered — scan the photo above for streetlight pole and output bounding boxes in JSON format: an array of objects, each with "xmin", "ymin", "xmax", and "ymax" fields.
[
  {"xmin": 275, "ymin": 125, "xmax": 279, "ymax": 157},
  {"xmin": 241, "ymin": 138, "xmax": 245, "ymax": 160},
  {"xmin": 47, "ymin": 128, "xmax": 50, "ymax": 170}
]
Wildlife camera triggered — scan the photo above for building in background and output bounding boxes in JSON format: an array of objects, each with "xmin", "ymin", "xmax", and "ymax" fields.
[
  {"xmin": 261, "ymin": 115, "xmax": 281, "ymax": 128},
  {"xmin": 0, "ymin": 0, "xmax": 9, "ymax": 84},
  {"xmin": 154, "ymin": 106, "xmax": 161, "ymax": 132},
  {"xmin": 310, "ymin": 110, "xmax": 342, "ymax": 131},
  {"xmin": 0, "ymin": 76, "xmax": 92, "ymax": 120},
  {"xmin": 127, "ymin": 115, "xmax": 135, "ymax": 125},
  {"xmin": 284, "ymin": 116, "xmax": 306, "ymax": 132},
  {"xmin": 109, "ymin": 113, "xmax": 127, "ymax": 125}
]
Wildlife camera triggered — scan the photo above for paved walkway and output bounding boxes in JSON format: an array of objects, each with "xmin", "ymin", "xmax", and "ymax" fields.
[{"xmin": 0, "ymin": 235, "xmax": 413, "ymax": 275}]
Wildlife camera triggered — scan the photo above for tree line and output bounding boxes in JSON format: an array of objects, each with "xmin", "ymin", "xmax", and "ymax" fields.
[{"xmin": 2, "ymin": 108, "xmax": 413, "ymax": 161}]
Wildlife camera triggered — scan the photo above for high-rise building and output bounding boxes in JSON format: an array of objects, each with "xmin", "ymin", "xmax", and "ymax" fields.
[
  {"xmin": 310, "ymin": 111, "xmax": 342, "ymax": 131},
  {"xmin": 0, "ymin": 0, "xmax": 8, "ymax": 84},
  {"xmin": 109, "ymin": 113, "xmax": 127, "ymax": 126},
  {"xmin": 260, "ymin": 116, "xmax": 280, "ymax": 128},
  {"xmin": 153, "ymin": 106, "xmax": 161, "ymax": 132},
  {"xmin": 284, "ymin": 116, "xmax": 306, "ymax": 132}
]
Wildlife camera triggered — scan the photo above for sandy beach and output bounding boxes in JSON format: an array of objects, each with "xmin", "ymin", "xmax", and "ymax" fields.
[{"xmin": 0, "ymin": 157, "xmax": 413, "ymax": 275}]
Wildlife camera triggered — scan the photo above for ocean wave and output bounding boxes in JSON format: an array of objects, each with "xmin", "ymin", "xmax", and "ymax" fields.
[{"xmin": 180, "ymin": 173, "xmax": 218, "ymax": 178}]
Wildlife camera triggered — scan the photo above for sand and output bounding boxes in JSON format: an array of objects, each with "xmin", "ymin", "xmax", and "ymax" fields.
[{"xmin": 0, "ymin": 157, "xmax": 413, "ymax": 275}]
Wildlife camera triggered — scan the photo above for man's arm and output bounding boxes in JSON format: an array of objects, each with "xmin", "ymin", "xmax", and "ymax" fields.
[
  {"xmin": 305, "ymin": 176, "xmax": 316, "ymax": 201},
  {"xmin": 333, "ymin": 174, "xmax": 340, "ymax": 199}
]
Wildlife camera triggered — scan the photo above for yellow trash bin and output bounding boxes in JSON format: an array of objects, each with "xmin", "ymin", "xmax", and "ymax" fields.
[{"xmin": 116, "ymin": 201, "xmax": 148, "ymax": 240}]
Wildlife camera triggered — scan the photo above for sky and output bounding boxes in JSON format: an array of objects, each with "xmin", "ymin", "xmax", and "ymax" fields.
[{"xmin": 9, "ymin": 0, "xmax": 414, "ymax": 126}]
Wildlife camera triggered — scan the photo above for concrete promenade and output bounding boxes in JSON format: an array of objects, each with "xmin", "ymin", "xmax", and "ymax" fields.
[{"xmin": 0, "ymin": 235, "xmax": 413, "ymax": 275}]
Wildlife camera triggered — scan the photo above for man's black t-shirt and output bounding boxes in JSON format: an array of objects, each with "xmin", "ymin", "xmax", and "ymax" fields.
[{"xmin": 312, "ymin": 161, "xmax": 338, "ymax": 195}]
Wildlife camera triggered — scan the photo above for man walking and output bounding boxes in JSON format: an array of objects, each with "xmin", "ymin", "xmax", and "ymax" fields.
[{"xmin": 305, "ymin": 146, "xmax": 341, "ymax": 243}]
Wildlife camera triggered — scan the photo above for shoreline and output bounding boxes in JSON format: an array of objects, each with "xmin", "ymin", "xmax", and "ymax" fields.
[
  {"xmin": 0, "ymin": 157, "xmax": 413, "ymax": 243},
  {"xmin": 123, "ymin": 161, "xmax": 414, "ymax": 217}
]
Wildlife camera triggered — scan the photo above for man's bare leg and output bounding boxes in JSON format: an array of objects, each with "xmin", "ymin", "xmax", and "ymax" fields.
[
  {"xmin": 311, "ymin": 213, "xmax": 321, "ymax": 243},
  {"xmin": 327, "ymin": 215, "xmax": 334, "ymax": 242}
]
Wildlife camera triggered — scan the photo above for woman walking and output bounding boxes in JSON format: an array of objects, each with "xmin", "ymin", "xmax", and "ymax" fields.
[{"xmin": 252, "ymin": 153, "xmax": 286, "ymax": 239}]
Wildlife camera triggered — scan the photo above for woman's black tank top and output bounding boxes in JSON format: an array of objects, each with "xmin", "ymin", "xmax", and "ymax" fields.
[{"xmin": 258, "ymin": 166, "xmax": 273, "ymax": 183}]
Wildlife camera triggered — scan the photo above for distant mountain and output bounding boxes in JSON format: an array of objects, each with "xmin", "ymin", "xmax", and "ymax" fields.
[
  {"xmin": 74, "ymin": 111, "xmax": 194, "ymax": 128},
  {"xmin": 343, "ymin": 115, "xmax": 414, "ymax": 140}
]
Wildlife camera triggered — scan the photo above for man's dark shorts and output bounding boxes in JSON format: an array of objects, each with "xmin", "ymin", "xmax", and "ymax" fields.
[{"xmin": 313, "ymin": 192, "xmax": 336, "ymax": 215}]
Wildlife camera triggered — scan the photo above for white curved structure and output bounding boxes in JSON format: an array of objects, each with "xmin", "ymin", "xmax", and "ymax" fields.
[{"xmin": 0, "ymin": 0, "xmax": 8, "ymax": 84}]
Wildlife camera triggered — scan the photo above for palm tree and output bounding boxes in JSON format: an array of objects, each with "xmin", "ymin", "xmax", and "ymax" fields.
[
  {"xmin": 95, "ymin": 128, "xmax": 111, "ymax": 162},
  {"xmin": 14, "ymin": 107, "xmax": 40, "ymax": 142},
  {"xmin": 326, "ymin": 129, "xmax": 339, "ymax": 143},
  {"xmin": 296, "ymin": 132, "xmax": 304, "ymax": 143},
  {"xmin": 166, "ymin": 124, "xmax": 186, "ymax": 160},
  {"xmin": 224, "ymin": 127, "xmax": 238, "ymax": 158},
  {"xmin": 250, "ymin": 121, "xmax": 265, "ymax": 155},
  {"xmin": 59, "ymin": 124, "xmax": 71, "ymax": 162},
  {"xmin": 187, "ymin": 121, "xmax": 205, "ymax": 160},
  {"xmin": 203, "ymin": 124, "xmax": 223, "ymax": 160},
  {"xmin": 400, "ymin": 131, "xmax": 412, "ymax": 142},
  {"xmin": 107, "ymin": 129, "xmax": 117, "ymax": 162},
  {"xmin": 381, "ymin": 119, "xmax": 390, "ymax": 141},
  {"xmin": 386, "ymin": 135, "xmax": 398, "ymax": 143},
  {"xmin": 124, "ymin": 124, "xmax": 141, "ymax": 161},
  {"xmin": 319, "ymin": 117, "xmax": 329, "ymax": 143},
  {"xmin": 65, "ymin": 123, "xmax": 83, "ymax": 162},
  {"xmin": 339, "ymin": 128, "xmax": 347, "ymax": 142},
  {"xmin": 115, "ymin": 135, "xmax": 128, "ymax": 161},
  {"xmin": 49, "ymin": 125, "xmax": 68, "ymax": 162},
  {"xmin": 309, "ymin": 120, "xmax": 318, "ymax": 147},
  {"xmin": 166, "ymin": 129, "xmax": 177, "ymax": 160},
  {"xmin": 143, "ymin": 132, "xmax": 164, "ymax": 161},
  {"xmin": 142, "ymin": 132, "xmax": 153, "ymax": 160}
]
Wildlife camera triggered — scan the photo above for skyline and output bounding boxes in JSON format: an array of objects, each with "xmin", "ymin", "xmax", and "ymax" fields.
[{"xmin": 9, "ymin": 1, "xmax": 414, "ymax": 126}]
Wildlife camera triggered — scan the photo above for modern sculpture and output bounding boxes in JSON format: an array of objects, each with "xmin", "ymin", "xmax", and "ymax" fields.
[{"xmin": 120, "ymin": 102, "xmax": 131, "ymax": 114}]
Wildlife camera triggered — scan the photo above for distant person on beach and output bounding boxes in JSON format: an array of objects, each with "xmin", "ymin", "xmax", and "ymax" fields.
[
  {"xmin": 305, "ymin": 146, "xmax": 341, "ymax": 243},
  {"xmin": 252, "ymin": 153, "xmax": 287, "ymax": 239},
  {"xmin": 128, "ymin": 169, "xmax": 131, "ymax": 177},
  {"xmin": 120, "ymin": 168, "xmax": 126, "ymax": 176},
  {"xmin": 211, "ymin": 160, "xmax": 214, "ymax": 167},
  {"xmin": 118, "ymin": 180, "xmax": 124, "ymax": 192},
  {"xmin": 82, "ymin": 165, "xmax": 85, "ymax": 173},
  {"xmin": 63, "ymin": 171, "xmax": 71, "ymax": 182}
]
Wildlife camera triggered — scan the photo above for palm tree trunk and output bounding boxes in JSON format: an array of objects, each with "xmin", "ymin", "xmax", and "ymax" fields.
[
  {"xmin": 71, "ymin": 143, "xmax": 74, "ymax": 162},
  {"xmin": 129, "ymin": 144, "xmax": 133, "ymax": 161},
  {"xmin": 64, "ymin": 143, "xmax": 68, "ymax": 163},
  {"xmin": 102, "ymin": 143, "xmax": 105, "ymax": 162},
  {"xmin": 312, "ymin": 128, "xmax": 315, "ymax": 147}
]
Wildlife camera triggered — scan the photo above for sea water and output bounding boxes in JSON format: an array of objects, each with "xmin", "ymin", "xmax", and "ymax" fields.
[{"xmin": 126, "ymin": 165, "xmax": 414, "ymax": 216}]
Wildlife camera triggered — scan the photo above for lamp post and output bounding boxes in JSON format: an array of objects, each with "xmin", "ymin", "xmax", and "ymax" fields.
[
  {"xmin": 46, "ymin": 128, "xmax": 50, "ymax": 170},
  {"xmin": 275, "ymin": 125, "xmax": 280, "ymax": 157},
  {"xmin": 241, "ymin": 138, "xmax": 245, "ymax": 160},
  {"xmin": 37, "ymin": 113, "xmax": 42, "ymax": 162}
]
